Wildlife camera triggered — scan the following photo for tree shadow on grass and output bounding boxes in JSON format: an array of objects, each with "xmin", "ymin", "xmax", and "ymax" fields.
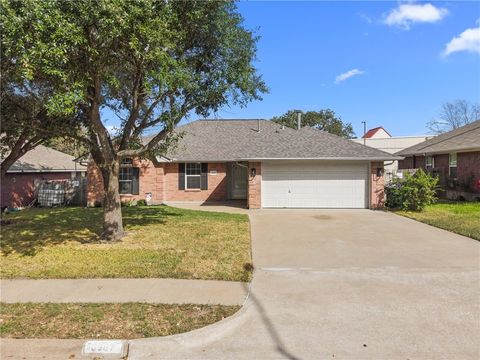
[{"xmin": 1, "ymin": 206, "xmax": 182, "ymax": 257}]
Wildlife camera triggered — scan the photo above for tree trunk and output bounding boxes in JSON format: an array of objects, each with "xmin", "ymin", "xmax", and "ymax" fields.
[{"xmin": 100, "ymin": 161, "xmax": 124, "ymax": 241}]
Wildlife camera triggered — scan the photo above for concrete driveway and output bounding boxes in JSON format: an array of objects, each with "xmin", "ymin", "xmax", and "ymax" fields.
[{"xmin": 129, "ymin": 209, "xmax": 480, "ymax": 359}]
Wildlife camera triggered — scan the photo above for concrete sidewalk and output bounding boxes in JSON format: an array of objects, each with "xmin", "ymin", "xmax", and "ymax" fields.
[{"xmin": 0, "ymin": 278, "xmax": 249, "ymax": 305}]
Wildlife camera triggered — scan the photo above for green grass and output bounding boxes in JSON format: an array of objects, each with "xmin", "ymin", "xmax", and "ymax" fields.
[
  {"xmin": 395, "ymin": 201, "xmax": 480, "ymax": 240},
  {"xmin": 0, "ymin": 303, "xmax": 240, "ymax": 339},
  {"xmin": 0, "ymin": 206, "xmax": 252, "ymax": 281}
]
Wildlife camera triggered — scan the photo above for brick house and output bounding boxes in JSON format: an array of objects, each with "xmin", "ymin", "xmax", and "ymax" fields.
[
  {"xmin": 88, "ymin": 119, "xmax": 401, "ymax": 209},
  {"xmin": 1, "ymin": 145, "xmax": 87, "ymax": 208},
  {"xmin": 396, "ymin": 120, "xmax": 480, "ymax": 197}
]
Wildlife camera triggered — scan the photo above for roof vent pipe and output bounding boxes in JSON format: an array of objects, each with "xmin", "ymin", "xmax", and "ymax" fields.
[
  {"xmin": 294, "ymin": 110, "xmax": 302, "ymax": 129},
  {"xmin": 257, "ymin": 119, "xmax": 260, "ymax": 132}
]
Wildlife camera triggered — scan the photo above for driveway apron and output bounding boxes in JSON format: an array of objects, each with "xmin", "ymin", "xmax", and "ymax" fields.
[{"xmin": 128, "ymin": 209, "xmax": 480, "ymax": 360}]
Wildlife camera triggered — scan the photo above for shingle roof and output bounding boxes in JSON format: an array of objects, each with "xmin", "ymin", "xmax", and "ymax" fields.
[
  {"xmin": 152, "ymin": 119, "xmax": 400, "ymax": 161},
  {"xmin": 396, "ymin": 120, "xmax": 480, "ymax": 156},
  {"xmin": 7, "ymin": 145, "xmax": 87, "ymax": 173}
]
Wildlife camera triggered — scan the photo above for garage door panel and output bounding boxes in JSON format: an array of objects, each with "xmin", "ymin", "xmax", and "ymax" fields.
[{"xmin": 261, "ymin": 162, "xmax": 368, "ymax": 208}]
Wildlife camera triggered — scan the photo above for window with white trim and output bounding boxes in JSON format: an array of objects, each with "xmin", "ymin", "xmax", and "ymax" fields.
[
  {"xmin": 185, "ymin": 163, "xmax": 201, "ymax": 189},
  {"xmin": 425, "ymin": 156, "xmax": 434, "ymax": 169},
  {"xmin": 449, "ymin": 153, "xmax": 457, "ymax": 178}
]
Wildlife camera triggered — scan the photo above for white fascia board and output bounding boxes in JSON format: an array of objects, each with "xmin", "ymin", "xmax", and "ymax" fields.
[
  {"xmin": 238, "ymin": 157, "xmax": 403, "ymax": 161},
  {"xmin": 399, "ymin": 147, "xmax": 480, "ymax": 157},
  {"xmin": 7, "ymin": 169, "xmax": 86, "ymax": 173},
  {"xmin": 159, "ymin": 158, "xmax": 230, "ymax": 163}
]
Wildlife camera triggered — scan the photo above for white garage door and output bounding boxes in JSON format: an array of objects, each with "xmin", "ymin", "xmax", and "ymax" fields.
[{"xmin": 261, "ymin": 161, "xmax": 368, "ymax": 208}]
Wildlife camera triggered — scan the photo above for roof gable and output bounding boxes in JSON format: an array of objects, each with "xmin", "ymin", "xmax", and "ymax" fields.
[{"xmin": 363, "ymin": 127, "xmax": 392, "ymax": 139}]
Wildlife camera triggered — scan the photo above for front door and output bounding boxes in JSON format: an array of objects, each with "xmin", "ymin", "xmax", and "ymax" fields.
[{"xmin": 232, "ymin": 163, "xmax": 248, "ymax": 199}]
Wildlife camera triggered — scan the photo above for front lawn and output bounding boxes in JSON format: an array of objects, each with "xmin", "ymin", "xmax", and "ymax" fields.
[
  {"xmin": 395, "ymin": 201, "xmax": 480, "ymax": 241},
  {"xmin": 0, "ymin": 303, "xmax": 239, "ymax": 339},
  {"xmin": 1, "ymin": 206, "xmax": 252, "ymax": 281}
]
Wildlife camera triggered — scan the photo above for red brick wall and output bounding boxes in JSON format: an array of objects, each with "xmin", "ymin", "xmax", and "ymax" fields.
[
  {"xmin": 370, "ymin": 161, "xmax": 385, "ymax": 209},
  {"xmin": 398, "ymin": 155, "xmax": 426, "ymax": 170},
  {"xmin": 86, "ymin": 162, "xmax": 104, "ymax": 206},
  {"xmin": 415, "ymin": 155, "xmax": 426, "ymax": 169},
  {"xmin": 87, "ymin": 160, "xmax": 228, "ymax": 206},
  {"xmin": 398, "ymin": 157, "xmax": 413, "ymax": 170},
  {"xmin": 457, "ymin": 151, "xmax": 480, "ymax": 192},
  {"xmin": 164, "ymin": 162, "xmax": 227, "ymax": 202},
  {"xmin": 434, "ymin": 154, "xmax": 449, "ymax": 170},
  {"xmin": 1, "ymin": 172, "xmax": 75, "ymax": 208},
  {"xmin": 247, "ymin": 162, "xmax": 262, "ymax": 209},
  {"xmin": 87, "ymin": 159, "xmax": 164, "ymax": 206}
]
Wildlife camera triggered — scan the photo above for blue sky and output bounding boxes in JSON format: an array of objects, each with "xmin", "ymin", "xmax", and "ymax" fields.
[{"xmin": 212, "ymin": 1, "xmax": 480, "ymax": 137}]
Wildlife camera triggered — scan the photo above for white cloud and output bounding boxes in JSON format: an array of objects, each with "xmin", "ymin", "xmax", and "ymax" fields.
[
  {"xmin": 335, "ymin": 69, "xmax": 365, "ymax": 84},
  {"xmin": 443, "ymin": 26, "xmax": 480, "ymax": 57},
  {"xmin": 383, "ymin": 3, "xmax": 448, "ymax": 30}
]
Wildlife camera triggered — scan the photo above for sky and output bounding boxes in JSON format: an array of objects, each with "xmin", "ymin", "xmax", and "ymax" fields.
[{"xmin": 211, "ymin": 1, "xmax": 480, "ymax": 137}]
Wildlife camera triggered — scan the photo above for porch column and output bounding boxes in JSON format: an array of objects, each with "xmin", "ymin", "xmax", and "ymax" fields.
[
  {"xmin": 248, "ymin": 162, "xmax": 262, "ymax": 209},
  {"xmin": 370, "ymin": 161, "xmax": 385, "ymax": 209}
]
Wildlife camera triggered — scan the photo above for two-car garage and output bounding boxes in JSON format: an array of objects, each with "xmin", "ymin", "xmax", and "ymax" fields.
[{"xmin": 261, "ymin": 161, "xmax": 369, "ymax": 208}]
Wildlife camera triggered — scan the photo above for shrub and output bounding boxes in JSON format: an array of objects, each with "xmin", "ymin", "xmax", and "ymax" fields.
[
  {"xmin": 121, "ymin": 199, "xmax": 136, "ymax": 207},
  {"xmin": 386, "ymin": 170, "xmax": 439, "ymax": 211},
  {"xmin": 136, "ymin": 199, "xmax": 147, "ymax": 206}
]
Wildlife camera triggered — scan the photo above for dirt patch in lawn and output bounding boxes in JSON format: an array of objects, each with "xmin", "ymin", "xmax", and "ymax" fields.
[{"xmin": 0, "ymin": 303, "xmax": 240, "ymax": 339}]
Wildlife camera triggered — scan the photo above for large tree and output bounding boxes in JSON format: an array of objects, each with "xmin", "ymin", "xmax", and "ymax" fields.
[
  {"xmin": 271, "ymin": 109, "xmax": 355, "ymax": 138},
  {"xmin": 428, "ymin": 100, "xmax": 479, "ymax": 134},
  {"xmin": 0, "ymin": 44, "xmax": 80, "ymax": 183},
  {"xmin": 2, "ymin": 0, "xmax": 266, "ymax": 240}
]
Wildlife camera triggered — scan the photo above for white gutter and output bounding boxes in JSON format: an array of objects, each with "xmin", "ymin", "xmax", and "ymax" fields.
[
  {"xmin": 7, "ymin": 169, "xmax": 86, "ymax": 173},
  {"xmin": 398, "ymin": 147, "xmax": 480, "ymax": 157},
  {"xmin": 238, "ymin": 157, "xmax": 403, "ymax": 161},
  {"xmin": 154, "ymin": 156, "xmax": 404, "ymax": 162}
]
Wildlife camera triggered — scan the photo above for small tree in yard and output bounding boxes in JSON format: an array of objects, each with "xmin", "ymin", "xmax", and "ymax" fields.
[
  {"xmin": 1, "ymin": 0, "xmax": 266, "ymax": 240},
  {"xmin": 386, "ymin": 170, "xmax": 439, "ymax": 211}
]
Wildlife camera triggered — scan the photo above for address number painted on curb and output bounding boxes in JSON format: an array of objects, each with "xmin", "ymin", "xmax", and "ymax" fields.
[{"xmin": 82, "ymin": 340, "xmax": 128, "ymax": 358}]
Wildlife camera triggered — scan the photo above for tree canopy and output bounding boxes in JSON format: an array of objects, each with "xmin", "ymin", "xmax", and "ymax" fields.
[
  {"xmin": 427, "ymin": 100, "xmax": 479, "ymax": 134},
  {"xmin": 271, "ymin": 109, "xmax": 355, "ymax": 138},
  {"xmin": 2, "ymin": 0, "xmax": 266, "ymax": 239},
  {"xmin": 0, "ymin": 23, "xmax": 80, "ymax": 178}
]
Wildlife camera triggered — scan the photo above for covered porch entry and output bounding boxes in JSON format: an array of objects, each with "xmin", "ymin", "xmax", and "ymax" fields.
[{"xmin": 227, "ymin": 161, "xmax": 248, "ymax": 201}]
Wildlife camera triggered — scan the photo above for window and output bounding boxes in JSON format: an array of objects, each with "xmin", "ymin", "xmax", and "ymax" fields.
[
  {"xmin": 449, "ymin": 153, "xmax": 457, "ymax": 178},
  {"xmin": 425, "ymin": 156, "xmax": 434, "ymax": 169},
  {"xmin": 122, "ymin": 158, "xmax": 133, "ymax": 166},
  {"xmin": 119, "ymin": 158, "xmax": 139, "ymax": 194},
  {"xmin": 185, "ymin": 163, "xmax": 201, "ymax": 189}
]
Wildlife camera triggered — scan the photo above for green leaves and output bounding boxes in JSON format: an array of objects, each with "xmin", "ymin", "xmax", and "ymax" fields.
[
  {"xmin": 386, "ymin": 170, "xmax": 440, "ymax": 211},
  {"xmin": 272, "ymin": 109, "xmax": 355, "ymax": 138},
  {"xmin": 2, "ymin": 0, "xmax": 267, "ymax": 157}
]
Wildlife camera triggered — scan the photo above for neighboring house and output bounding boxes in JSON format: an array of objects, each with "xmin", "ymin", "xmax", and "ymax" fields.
[
  {"xmin": 396, "ymin": 120, "xmax": 480, "ymax": 197},
  {"xmin": 353, "ymin": 126, "xmax": 432, "ymax": 182},
  {"xmin": 1, "ymin": 145, "xmax": 87, "ymax": 208},
  {"xmin": 88, "ymin": 119, "xmax": 400, "ymax": 209}
]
